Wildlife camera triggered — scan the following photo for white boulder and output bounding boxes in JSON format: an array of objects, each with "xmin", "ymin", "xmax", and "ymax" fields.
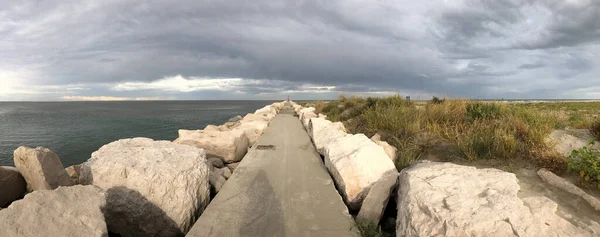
[
  {"xmin": 357, "ymin": 172, "xmax": 398, "ymax": 224},
  {"xmin": 175, "ymin": 129, "xmax": 249, "ymax": 163},
  {"xmin": 79, "ymin": 138, "xmax": 211, "ymax": 236},
  {"xmin": 396, "ymin": 162, "xmax": 594, "ymax": 237},
  {"xmin": 0, "ymin": 166, "xmax": 26, "ymax": 207},
  {"xmin": 254, "ymin": 105, "xmax": 277, "ymax": 116},
  {"xmin": 271, "ymin": 102, "xmax": 284, "ymax": 111},
  {"xmin": 235, "ymin": 120, "xmax": 269, "ymax": 146},
  {"xmin": 308, "ymin": 118, "xmax": 348, "ymax": 154},
  {"xmin": 297, "ymin": 107, "xmax": 316, "ymax": 120},
  {"xmin": 301, "ymin": 111, "xmax": 318, "ymax": 129},
  {"xmin": 537, "ymin": 168, "xmax": 600, "ymax": 212},
  {"xmin": 0, "ymin": 185, "xmax": 108, "ymax": 237},
  {"xmin": 243, "ymin": 113, "xmax": 271, "ymax": 123},
  {"xmin": 371, "ymin": 134, "xmax": 398, "ymax": 162},
  {"xmin": 292, "ymin": 104, "xmax": 303, "ymax": 113},
  {"xmin": 13, "ymin": 146, "xmax": 73, "ymax": 191},
  {"xmin": 323, "ymin": 134, "xmax": 396, "ymax": 210},
  {"xmin": 204, "ymin": 124, "xmax": 221, "ymax": 132},
  {"xmin": 332, "ymin": 121, "xmax": 347, "ymax": 132}
]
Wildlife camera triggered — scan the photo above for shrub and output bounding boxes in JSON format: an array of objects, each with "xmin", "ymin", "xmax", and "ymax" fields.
[
  {"xmin": 356, "ymin": 219, "xmax": 384, "ymax": 237},
  {"xmin": 314, "ymin": 101, "xmax": 326, "ymax": 114},
  {"xmin": 431, "ymin": 96, "xmax": 445, "ymax": 104},
  {"xmin": 465, "ymin": 102, "xmax": 504, "ymax": 121},
  {"xmin": 568, "ymin": 141, "xmax": 600, "ymax": 187},
  {"xmin": 568, "ymin": 113, "xmax": 592, "ymax": 129},
  {"xmin": 589, "ymin": 119, "xmax": 600, "ymax": 141}
]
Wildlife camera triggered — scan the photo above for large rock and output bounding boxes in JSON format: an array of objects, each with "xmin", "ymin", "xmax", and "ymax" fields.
[
  {"xmin": 0, "ymin": 166, "xmax": 26, "ymax": 207},
  {"xmin": 357, "ymin": 172, "xmax": 398, "ymax": 224},
  {"xmin": 13, "ymin": 146, "xmax": 73, "ymax": 191},
  {"xmin": 292, "ymin": 104, "xmax": 303, "ymax": 113},
  {"xmin": 271, "ymin": 102, "xmax": 284, "ymax": 111},
  {"xmin": 207, "ymin": 157, "xmax": 225, "ymax": 169},
  {"xmin": 79, "ymin": 138, "xmax": 211, "ymax": 237},
  {"xmin": 297, "ymin": 107, "xmax": 316, "ymax": 120},
  {"xmin": 235, "ymin": 119, "xmax": 270, "ymax": 146},
  {"xmin": 396, "ymin": 162, "xmax": 595, "ymax": 237},
  {"xmin": 228, "ymin": 115, "xmax": 243, "ymax": 123},
  {"xmin": 308, "ymin": 118, "xmax": 348, "ymax": 154},
  {"xmin": 221, "ymin": 167, "xmax": 232, "ymax": 179},
  {"xmin": 371, "ymin": 134, "xmax": 398, "ymax": 162},
  {"xmin": 175, "ymin": 129, "xmax": 249, "ymax": 163},
  {"xmin": 323, "ymin": 134, "xmax": 396, "ymax": 210},
  {"xmin": 0, "ymin": 185, "xmax": 108, "ymax": 237},
  {"xmin": 254, "ymin": 105, "xmax": 277, "ymax": 116},
  {"xmin": 209, "ymin": 168, "xmax": 227, "ymax": 194},
  {"xmin": 301, "ymin": 111, "xmax": 318, "ymax": 129},
  {"xmin": 204, "ymin": 124, "xmax": 221, "ymax": 132},
  {"xmin": 537, "ymin": 168, "xmax": 600, "ymax": 212},
  {"xmin": 65, "ymin": 164, "xmax": 81, "ymax": 185},
  {"xmin": 218, "ymin": 116, "xmax": 243, "ymax": 131},
  {"xmin": 223, "ymin": 113, "xmax": 272, "ymax": 146},
  {"xmin": 227, "ymin": 162, "xmax": 240, "ymax": 172}
]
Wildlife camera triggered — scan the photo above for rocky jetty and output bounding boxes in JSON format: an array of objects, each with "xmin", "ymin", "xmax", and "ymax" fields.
[
  {"xmin": 292, "ymin": 101, "xmax": 398, "ymax": 221},
  {"xmin": 0, "ymin": 101, "xmax": 286, "ymax": 236},
  {"xmin": 174, "ymin": 102, "xmax": 283, "ymax": 196},
  {"xmin": 3, "ymin": 100, "xmax": 598, "ymax": 237}
]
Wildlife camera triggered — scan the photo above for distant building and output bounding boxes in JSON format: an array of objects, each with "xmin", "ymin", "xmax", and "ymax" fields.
[{"xmin": 406, "ymin": 96, "xmax": 410, "ymax": 101}]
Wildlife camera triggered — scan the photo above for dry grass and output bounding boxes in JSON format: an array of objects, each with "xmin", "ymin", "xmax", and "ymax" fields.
[
  {"xmin": 318, "ymin": 96, "xmax": 583, "ymax": 171},
  {"xmin": 355, "ymin": 219, "xmax": 386, "ymax": 237}
]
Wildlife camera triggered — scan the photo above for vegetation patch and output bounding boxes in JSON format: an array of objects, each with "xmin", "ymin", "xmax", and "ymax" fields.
[
  {"xmin": 355, "ymin": 219, "xmax": 386, "ymax": 237},
  {"xmin": 589, "ymin": 119, "xmax": 600, "ymax": 141},
  {"xmin": 568, "ymin": 141, "xmax": 600, "ymax": 188},
  {"xmin": 310, "ymin": 96, "xmax": 592, "ymax": 172}
]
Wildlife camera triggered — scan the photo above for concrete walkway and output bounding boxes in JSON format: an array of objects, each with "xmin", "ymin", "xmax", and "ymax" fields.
[{"xmin": 187, "ymin": 104, "xmax": 359, "ymax": 237}]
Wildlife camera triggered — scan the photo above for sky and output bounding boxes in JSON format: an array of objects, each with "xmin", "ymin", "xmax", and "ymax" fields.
[{"xmin": 1, "ymin": 0, "xmax": 599, "ymax": 101}]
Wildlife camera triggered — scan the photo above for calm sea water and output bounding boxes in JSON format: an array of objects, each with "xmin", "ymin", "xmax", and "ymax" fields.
[{"xmin": 0, "ymin": 101, "xmax": 276, "ymax": 167}]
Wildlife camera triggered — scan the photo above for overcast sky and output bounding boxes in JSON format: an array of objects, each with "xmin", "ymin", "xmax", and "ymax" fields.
[{"xmin": 1, "ymin": 0, "xmax": 599, "ymax": 101}]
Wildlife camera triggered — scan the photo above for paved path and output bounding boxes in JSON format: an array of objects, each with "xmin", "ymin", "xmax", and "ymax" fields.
[{"xmin": 187, "ymin": 103, "xmax": 359, "ymax": 237}]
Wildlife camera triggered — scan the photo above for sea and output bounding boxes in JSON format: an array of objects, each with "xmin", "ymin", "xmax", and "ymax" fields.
[{"xmin": 0, "ymin": 101, "xmax": 277, "ymax": 167}]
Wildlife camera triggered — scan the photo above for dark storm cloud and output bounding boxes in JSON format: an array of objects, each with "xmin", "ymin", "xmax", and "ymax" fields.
[{"xmin": 1, "ymin": 0, "xmax": 600, "ymax": 100}]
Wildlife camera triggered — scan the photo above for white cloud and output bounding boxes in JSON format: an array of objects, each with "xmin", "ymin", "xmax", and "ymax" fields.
[
  {"xmin": 111, "ymin": 75, "xmax": 249, "ymax": 92},
  {"xmin": 111, "ymin": 74, "xmax": 342, "ymax": 94},
  {"xmin": 61, "ymin": 96, "xmax": 161, "ymax": 101}
]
